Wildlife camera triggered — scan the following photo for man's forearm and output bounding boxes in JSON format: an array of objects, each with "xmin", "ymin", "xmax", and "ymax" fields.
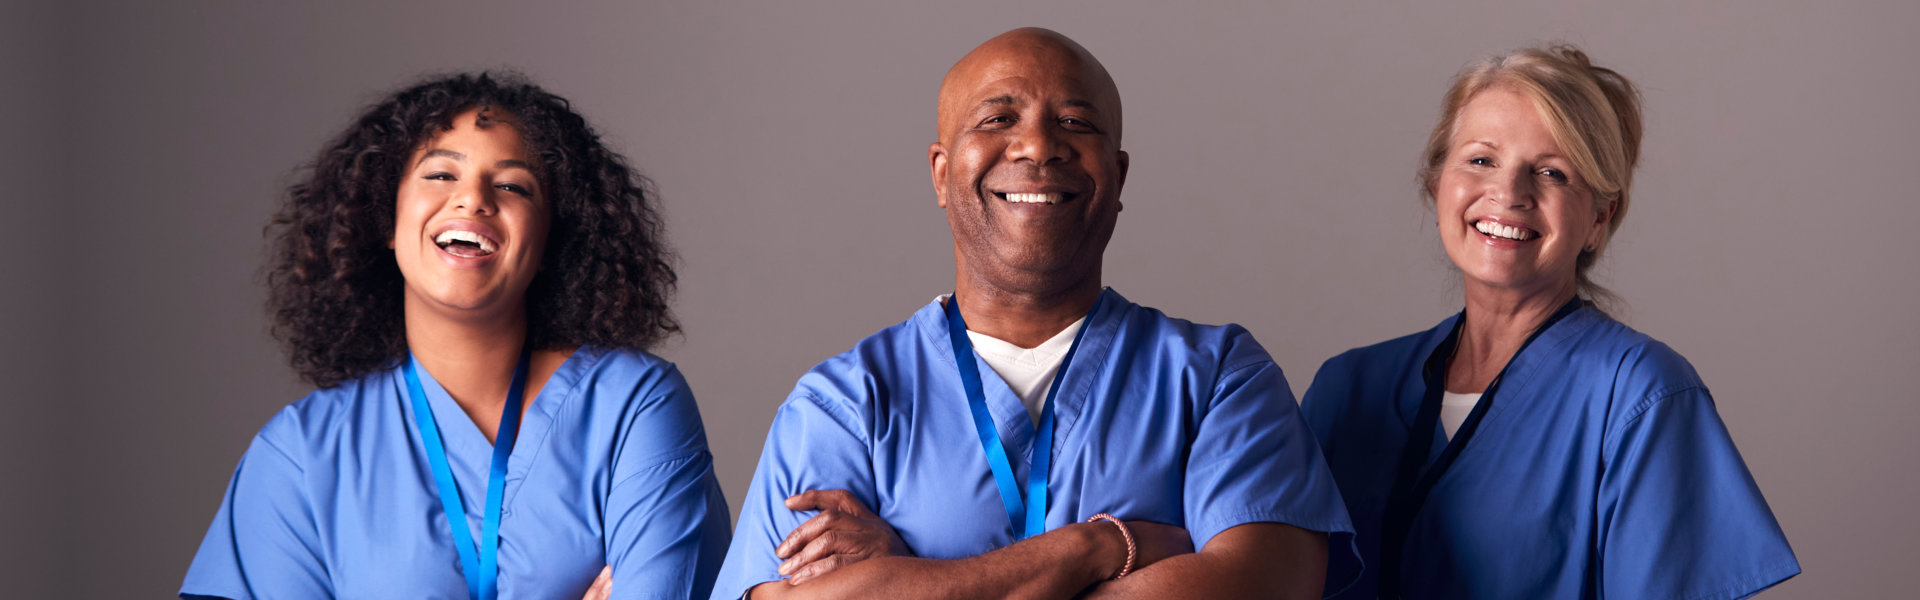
[
  {"xmin": 1080, "ymin": 523, "xmax": 1328, "ymax": 600},
  {"xmin": 749, "ymin": 521, "xmax": 1124, "ymax": 600}
]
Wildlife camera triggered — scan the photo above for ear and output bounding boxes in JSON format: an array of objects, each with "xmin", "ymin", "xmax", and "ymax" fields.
[
  {"xmin": 1588, "ymin": 196, "xmax": 1617, "ymax": 248},
  {"xmin": 929, "ymin": 141, "xmax": 950, "ymax": 208},
  {"xmin": 1114, "ymin": 149, "xmax": 1130, "ymax": 212}
]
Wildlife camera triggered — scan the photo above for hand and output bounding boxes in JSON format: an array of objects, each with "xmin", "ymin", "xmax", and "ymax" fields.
[
  {"xmin": 579, "ymin": 565, "xmax": 611, "ymax": 600},
  {"xmin": 1092, "ymin": 521, "xmax": 1192, "ymax": 578},
  {"xmin": 777, "ymin": 489, "xmax": 911, "ymax": 585}
]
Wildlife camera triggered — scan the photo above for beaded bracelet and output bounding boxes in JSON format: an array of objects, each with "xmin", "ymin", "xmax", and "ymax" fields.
[{"xmin": 1085, "ymin": 513, "xmax": 1136, "ymax": 579}]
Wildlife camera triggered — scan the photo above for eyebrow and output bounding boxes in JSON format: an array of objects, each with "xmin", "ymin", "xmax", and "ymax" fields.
[
  {"xmin": 976, "ymin": 95, "xmax": 1102, "ymax": 113},
  {"xmin": 414, "ymin": 149, "xmax": 535, "ymax": 173},
  {"xmin": 416, "ymin": 148, "xmax": 465, "ymax": 167},
  {"xmin": 979, "ymin": 95, "xmax": 1019, "ymax": 109}
]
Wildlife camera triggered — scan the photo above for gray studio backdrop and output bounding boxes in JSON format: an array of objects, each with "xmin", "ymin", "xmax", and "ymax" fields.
[{"xmin": 2, "ymin": 1, "xmax": 1914, "ymax": 598}]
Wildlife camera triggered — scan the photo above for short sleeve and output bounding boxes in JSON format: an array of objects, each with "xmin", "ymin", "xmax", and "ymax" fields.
[
  {"xmin": 1182, "ymin": 353, "xmax": 1360, "ymax": 594},
  {"xmin": 1598, "ymin": 387, "xmax": 1799, "ymax": 599},
  {"xmin": 180, "ymin": 420, "xmax": 331, "ymax": 600},
  {"xmin": 604, "ymin": 368, "xmax": 733, "ymax": 600},
  {"xmin": 707, "ymin": 393, "xmax": 876, "ymax": 600}
]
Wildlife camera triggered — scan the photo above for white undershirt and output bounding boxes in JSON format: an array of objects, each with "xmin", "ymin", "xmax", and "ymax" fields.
[
  {"xmin": 939, "ymin": 295, "xmax": 1083, "ymax": 422},
  {"xmin": 1440, "ymin": 391, "xmax": 1484, "ymax": 440}
]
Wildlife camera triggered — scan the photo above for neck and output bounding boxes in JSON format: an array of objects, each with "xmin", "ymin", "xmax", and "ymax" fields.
[
  {"xmin": 404, "ymin": 296, "xmax": 529, "ymax": 424},
  {"xmin": 952, "ymin": 266, "xmax": 1101, "ymax": 349},
  {"xmin": 1449, "ymin": 278, "xmax": 1578, "ymax": 393}
]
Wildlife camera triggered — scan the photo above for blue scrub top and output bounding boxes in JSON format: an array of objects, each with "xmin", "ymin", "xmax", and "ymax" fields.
[
  {"xmin": 711, "ymin": 289, "xmax": 1358, "ymax": 600},
  {"xmin": 182, "ymin": 347, "xmax": 732, "ymax": 600},
  {"xmin": 1302, "ymin": 306, "xmax": 1799, "ymax": 599}
]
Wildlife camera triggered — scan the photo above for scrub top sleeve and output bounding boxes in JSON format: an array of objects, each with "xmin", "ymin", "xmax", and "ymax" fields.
[
  {"xmin": 605, "ymin": 452, "xmax": 731, "ymax": 600},
  {"xmin": 180, "ymin": 426, "xmax": 330, "ymax": 600},
  {"xmin": 709, "ymin": 392, "xmax": 877, "ymax": 600},
  {"xmin": 1182, "ymin": 359, "xmax": 1360, "ymax": 592},
  {"xmin": 1598, "ymin": 387, "xmax": 1799, "ymax": 600},
  {"xmin": 604, "ymin": 369, "xmax": 733, "ymax": 600}
]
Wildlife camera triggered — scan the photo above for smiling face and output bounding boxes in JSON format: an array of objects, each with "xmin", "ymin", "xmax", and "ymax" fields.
[
  {"xmin": 929, "ymin": 29, "xmax": 1128, "ymax": 297},
  {"xmin": 1434, "ymin": 85, "xmax": 1611, "ymax": 301},
  {"xmin": 392, "ymin": 107, "xmax": 550, "ymax": 324}
]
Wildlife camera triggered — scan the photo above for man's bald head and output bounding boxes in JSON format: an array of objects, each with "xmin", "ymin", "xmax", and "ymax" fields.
[
  {"xmin": 927, "ymin": 28, "xmax": 1128, "ymax": 312},
  {"xmin": 936, "ymin": 28, "xmax": 1123, "ymax": 147}
]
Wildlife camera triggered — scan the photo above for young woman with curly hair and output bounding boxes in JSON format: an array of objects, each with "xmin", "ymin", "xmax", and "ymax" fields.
[{"xmin": 182, "ymin": 72, "xmax": 729, "ymax": 600}]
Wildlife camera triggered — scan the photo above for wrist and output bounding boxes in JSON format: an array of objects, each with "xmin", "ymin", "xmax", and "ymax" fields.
[
  {"xmin": 1068, "ymin": 521, "xmax": 1123, "ymax": 584},
  {"xmin": 1084, "ymin": 513, "xmax": 1135, "ymax": 580}
]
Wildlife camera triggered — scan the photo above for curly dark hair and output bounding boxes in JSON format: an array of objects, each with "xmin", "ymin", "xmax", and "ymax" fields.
[{"xmin": 266, "ymin": 71, "xmax": 679, "ymax": 388}]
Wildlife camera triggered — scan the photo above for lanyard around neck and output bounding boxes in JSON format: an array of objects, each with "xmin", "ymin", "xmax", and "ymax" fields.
[
  {"xmin": 1377, "ymin": 297, "xmax": 1583, "ymax": 599},
  {"xmin": 405, "ymin": 348, "xmax": 531, "ymax": 600},
  {"xmin": 943, "ymin": 294, "xmax": 1101, "ymax": 540}
]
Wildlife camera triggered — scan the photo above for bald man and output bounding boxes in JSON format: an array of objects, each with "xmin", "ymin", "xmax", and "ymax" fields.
[{"xmin": 710, "ymin": 29, "xmax": 1357, "ymax": 600}]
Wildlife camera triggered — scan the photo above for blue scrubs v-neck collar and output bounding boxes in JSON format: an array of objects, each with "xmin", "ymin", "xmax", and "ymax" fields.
[
  {"xmin": 914, "ymin": 288, "xmax": 1124, "ymax": 496},
  {"xmin": 398, "ymin": 347, "xmax": 593, "ymax": 517}
]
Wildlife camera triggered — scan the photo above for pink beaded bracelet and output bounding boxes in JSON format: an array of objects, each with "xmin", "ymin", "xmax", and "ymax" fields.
[{"xmin": 1085, "ymin": 513, "xmax": 1136, "ymax": 579}]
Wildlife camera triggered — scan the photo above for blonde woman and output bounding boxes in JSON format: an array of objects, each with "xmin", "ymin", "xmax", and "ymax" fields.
[{"xmin": 1301, "ymin": 46, "xmax": 1798, "ymax": 599}]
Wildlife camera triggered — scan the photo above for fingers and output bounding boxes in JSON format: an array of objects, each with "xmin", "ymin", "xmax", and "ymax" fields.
[
  {"xmin": 776, "ymin": 509, "xmax": 849, "ymax": 558},
  {"xmin": 785, "ymin": 554, "xmax": 854, "ymax": 586},
  {"xmin": 780, "ymin": 529, "xmax": 852, "ymax": 576},
  {"xmin": 785, "ymin": 489, "xmax": 876, "ymax": 518},
  {"xmin": 579, "ymin": 565, "xmax": 612, "ymax": 600}
]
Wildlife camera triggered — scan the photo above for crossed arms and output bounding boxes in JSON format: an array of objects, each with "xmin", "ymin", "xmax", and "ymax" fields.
[{"xmin": 745, "ymin": 490, "xmax": 1328, "ymax": 600}]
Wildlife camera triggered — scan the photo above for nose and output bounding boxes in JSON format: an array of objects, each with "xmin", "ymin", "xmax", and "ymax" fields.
[
  {"xmin": 451, "ymin": 178, "xmax": 498, "ymax": 216},
  {"xmin": 1486, "ymin": 168, "xmax": 1537, "ymax": 210},
  {"xmin": 1005, "ymin": 118, "xmax": 1072, "ymax": 165}
]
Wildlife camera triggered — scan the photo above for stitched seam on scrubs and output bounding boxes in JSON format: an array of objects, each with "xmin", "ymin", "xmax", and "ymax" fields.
[
  {"xmin": 1600, "ymin": 384, "xmax": 1708, "ymax": 456},
  {"xmin": 501, "ymin": 348, "xmax": 601, "ymax": 510},
  {"xmin": 609, "ymin": 448, "xmax": 712, "ymax": 490},
  {"xmin": 1669, "ymin": 558, "xmax": 1801, "ymax": 600},
  {"xmin": 254, "ymin": 427, "xmax": 308, "ymax": 477},
  {"xmin": 1189, "ymin": 509, "xmax": 1350, "ymax": 550},
  {"xmin": 794, "ymin": 392, "xmax": 872, "ymax": 446},
  {"xmin": 1215, "ymin": 326, "xmax": 1276, "ymax": 377}
]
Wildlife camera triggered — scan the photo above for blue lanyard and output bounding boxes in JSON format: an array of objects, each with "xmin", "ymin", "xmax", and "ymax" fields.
[
  {"xmin": 943, "ymin": 294, "xmax": 1099, "ymax": 540},
  {"xmin": 404, "ymin": 349, "xmax": 530, "ymax": 600}
]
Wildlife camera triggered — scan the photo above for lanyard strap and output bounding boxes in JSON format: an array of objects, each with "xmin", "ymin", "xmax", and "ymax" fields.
[
  {"xmin": 1377, "ymin": 297, "xmax": 1583, "ymax": 599},
  {"xmin": 943, "ymin": 294, "xmax": 1100, "ymax": 540},
  {"xmin": 405, "ymin": 348, "xmax": 531, "ymax": 600}
]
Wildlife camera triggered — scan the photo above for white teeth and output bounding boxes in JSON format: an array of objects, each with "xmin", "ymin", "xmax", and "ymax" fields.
[
  {"xmin": 434, "ymin": 230, "xmax": 496, "ymax": 253},
  {"xmin": 1003, "ymin": 193, "xmax": 1063, "ymax": 205},
  {"xmin": 1474, "ymin": 221, "xmax": 1534, "ymax": 241}
]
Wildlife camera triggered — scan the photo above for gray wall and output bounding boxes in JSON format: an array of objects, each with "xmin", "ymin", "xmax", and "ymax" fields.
[{"xmin": 5, "ymin": 1, "xmax": 1914, "ymax": 597}]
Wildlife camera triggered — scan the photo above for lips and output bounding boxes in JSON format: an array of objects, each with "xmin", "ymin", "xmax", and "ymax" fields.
[{"xmin": 431, "ymin": 222, "xmax": 501, "ymax": 258}]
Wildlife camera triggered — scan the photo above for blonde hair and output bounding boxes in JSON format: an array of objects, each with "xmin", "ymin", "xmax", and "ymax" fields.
[{"xmin": 1417, "ymin": 44, "xmax": 1644, "ymax": 305}]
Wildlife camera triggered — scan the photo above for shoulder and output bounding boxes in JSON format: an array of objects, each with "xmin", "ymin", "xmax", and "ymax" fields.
[
  {"xmin": 1299, "ymin": 316, "xmax": 1453, "ymax": 431},
  {"xmin": 560, "ymin": 346, "xmax": 708, "ymax": 440},
  {"xmin": 1103, "ymin": 292, "xmax": 1277, "ymax": 376},
  {"xmin": 254, "ymin": 367, "xmax": 403, "ymax": 470},
  {"xmin": 778, "ymin": 310, "xmax": 932, "ymax": 443},
  {"xmin": 1310, "ymin": 317, "xmax": 1452, "ymax": 395},
  {"xmin": 1558, "ymin": 311, "xmax": 1710, "ymax": 420},
  {"xmin": 565, "ymin": 346, "xmax": 691, "ymax": 400}
]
